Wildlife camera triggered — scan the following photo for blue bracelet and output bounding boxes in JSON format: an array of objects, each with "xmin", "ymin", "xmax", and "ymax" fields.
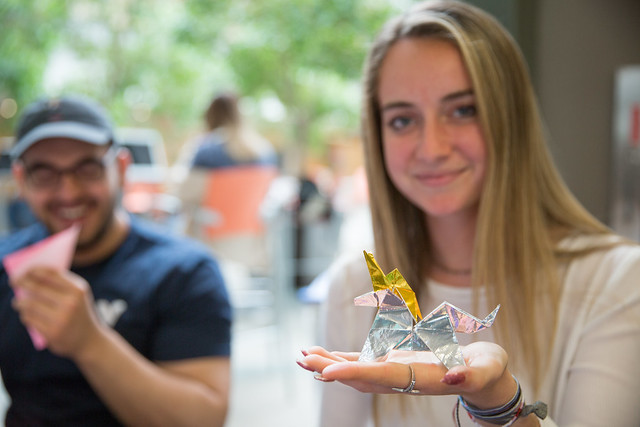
[{"xmin": 454, "ymin": 376, "xmax": 547, "ymax": 426}]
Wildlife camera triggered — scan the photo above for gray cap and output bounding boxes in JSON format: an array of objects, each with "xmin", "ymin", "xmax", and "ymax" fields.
[{"xmin": 11, "ymin": 95, "xmax": 116, "ymax": 159}]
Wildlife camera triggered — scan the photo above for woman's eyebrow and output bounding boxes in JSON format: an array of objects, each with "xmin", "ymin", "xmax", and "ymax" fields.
[
  {"xmin": 441, "ymin": 89, "xmax": 474, "ymax": 103},
  {"xmin": 380, "ymin": 101, "xmax": 413, "ymax": 112},
  {"xmin": 380, "ymin": 89, "xmax": 474, "ymax": 112}
]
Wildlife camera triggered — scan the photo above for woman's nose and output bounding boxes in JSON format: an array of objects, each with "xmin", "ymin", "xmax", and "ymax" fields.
[{"xmin": 415, "ymin": 121, "xmax": 451, "ymax": 161}]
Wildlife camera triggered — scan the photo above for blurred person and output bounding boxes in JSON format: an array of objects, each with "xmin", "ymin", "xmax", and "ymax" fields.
[
  {"xmin": 297, "ymin": 1, "xmax": 640, "ymax": 426},
  {"xmin": 0, "ymin": 95, "xmax": 232, "ymax": 426},
  {"xmin": 176, "ymin": 91, "xmax": 281, "ymax": 275},
  {"xmin": 169, "ymin": 90, "xmax": 277, "ymax": 191},
  {"xmin": 176, "ymin": 91, "xmax": 279, "ymax": 233},
  {"xmin": 191, "ymin": 91, "xmax": 277, "ymax": 169}
]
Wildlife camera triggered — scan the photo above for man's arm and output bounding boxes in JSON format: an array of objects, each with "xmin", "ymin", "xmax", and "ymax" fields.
[
  {"xmin": 10, "ymin": 266, "xmax": 230, "ymax": 427},
  {"xmin": 77, "ymin": 327, "xmax": 230, "ymax": 427}
]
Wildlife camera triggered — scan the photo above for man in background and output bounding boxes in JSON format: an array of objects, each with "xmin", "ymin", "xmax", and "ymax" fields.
[{"xmin": 0, "ymin": 95, "xmax": 232, "ymax": 426}]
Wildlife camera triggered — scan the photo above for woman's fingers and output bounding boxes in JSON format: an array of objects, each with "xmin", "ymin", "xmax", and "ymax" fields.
[
  {"xmin": 297, "ymin": 342, "xmax": 515, "ymax": 404},
  {"xmin": 320, "ymin": 359, "xmax": 455, "ymax": 395},
  {"xmin": 304, "ymin": 346, "xmax": 351, "ymax": 361},
  {"xmin": 330, "ymin": 351, "xmax": 361, "ymax": 361},
  {"xmin": 296, "ymin": 346, "xmax": 355, "ymax": 377},
  {"xmin": 321, "ymin": 361, "xmax": 415, "ymax": 393}
]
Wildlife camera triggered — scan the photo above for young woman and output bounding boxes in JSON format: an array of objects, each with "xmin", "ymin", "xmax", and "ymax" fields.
[{"xmin": 298, "ymin": 1, "xmax": 640, "ymax": 426}]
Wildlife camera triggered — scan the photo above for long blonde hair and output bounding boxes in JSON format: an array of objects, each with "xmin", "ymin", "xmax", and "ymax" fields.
[{"xmin": 361, "ymin": 0, "xmax": 611, "ymax": 388}]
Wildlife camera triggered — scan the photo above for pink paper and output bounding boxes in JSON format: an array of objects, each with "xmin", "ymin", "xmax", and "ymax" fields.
[{"xmin": 3, "ymin": 224, "xmax": 81, "ymax": 350}]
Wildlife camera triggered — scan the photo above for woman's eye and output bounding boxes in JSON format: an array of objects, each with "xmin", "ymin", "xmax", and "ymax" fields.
[
  {"xmin": 387, "ymin": 116, "xmax": 414, "ymax": 131},
  {"xmin": 452, "ymin": 104, "xmax": 477, "ymax": 119}
]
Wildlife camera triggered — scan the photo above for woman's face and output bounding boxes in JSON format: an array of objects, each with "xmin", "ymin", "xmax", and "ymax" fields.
[{"xmin": 378, "ymin": 37, "xmax": 486, "ymax": 222}]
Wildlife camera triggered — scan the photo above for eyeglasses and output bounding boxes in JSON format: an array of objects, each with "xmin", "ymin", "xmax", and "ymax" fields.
[{"xmin": 22, "ymin": 147, "xmax": 118, "ymax": 190}]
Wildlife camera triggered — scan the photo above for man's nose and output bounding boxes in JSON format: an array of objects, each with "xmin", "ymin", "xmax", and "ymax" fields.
[{"xmin": 55, "ymin": 172, "xmax": 85, "ymax": 197}]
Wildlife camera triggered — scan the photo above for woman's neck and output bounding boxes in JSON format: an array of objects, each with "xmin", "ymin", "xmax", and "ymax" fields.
[{"xmin": 426, "ymin": 210, "xmax": 477, "ymax": 287}]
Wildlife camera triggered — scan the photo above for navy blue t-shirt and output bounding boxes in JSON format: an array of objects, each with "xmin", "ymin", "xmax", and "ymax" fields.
[{"xmin": 0, "ymin": 219, "xmax": 232, "ymax": 426}]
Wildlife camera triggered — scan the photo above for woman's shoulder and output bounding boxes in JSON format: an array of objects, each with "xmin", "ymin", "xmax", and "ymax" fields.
[
  {"xmin": 557, "ymin": 232, "xmax": 634, "ymax": 249},
  {"xmin": 559, "ymin": 232, "xmax": 640, "ymax": 264},
  {"xmin": 562, "ymin": 232, "xmax": 640, "ymax": 296}
]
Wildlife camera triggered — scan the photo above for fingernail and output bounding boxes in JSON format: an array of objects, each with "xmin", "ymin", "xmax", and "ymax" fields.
[
  {"xmin": 301, "ymin": 348, "xmax": 309, "ymax": 356},
  {"xmin": 296, "ymin": 359, "xmax": 313, "ymax": 372},
  {"xmin": 442, "ymin": 371, "xmax": 466, "ymax": 385},
  {"xmin": 314, "ymin": 374, "xmax": 333, "ymax": 383}
]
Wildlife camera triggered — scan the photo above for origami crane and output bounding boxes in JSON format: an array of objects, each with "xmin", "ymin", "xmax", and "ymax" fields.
[{"xmin": 355, "ymin": 251, "xmax": 499, "ymax": 369}]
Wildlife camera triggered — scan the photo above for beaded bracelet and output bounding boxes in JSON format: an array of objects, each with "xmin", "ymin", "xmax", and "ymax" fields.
[{"xmin": 453, "ymin": 376, "xmax": 548, "ymax": 426}]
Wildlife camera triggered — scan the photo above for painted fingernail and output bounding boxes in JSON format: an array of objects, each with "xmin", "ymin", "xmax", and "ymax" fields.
[
  {"xmin": 442, "ymin": 371, "xmax": 466, "ymax": 385},
  {"xmin": 296, "ymin": 359, "xmax": 313, "ymax": 372},
  {"xmin": 314, "ymin": 374, "xmax": 333, "ymax": 382},
  {"xmin": 301, "ymin": 349, "xmax": 309, "ymax": 356}
]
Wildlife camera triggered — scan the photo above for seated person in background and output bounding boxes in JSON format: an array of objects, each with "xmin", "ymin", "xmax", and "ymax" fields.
[
  {"xmin": 176, "ymin": 91, "xmax": 280, "ymax": 273},
  {"xmin": 191, "ymin": 91, "xmax": 277, "ymax": 169},
  {"xmin": 0, "ymin": 95, "xmax": 232, "ymax": 426}
]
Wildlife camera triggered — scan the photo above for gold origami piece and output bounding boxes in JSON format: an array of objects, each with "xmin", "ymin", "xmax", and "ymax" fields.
[{"xmin": 355, "ymin": 251, "xmax": 499, "ymax": 369}]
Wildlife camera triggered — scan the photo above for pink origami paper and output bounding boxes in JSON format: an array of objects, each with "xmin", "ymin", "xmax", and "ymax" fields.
[{"xmin": 3, "ymin": 224, "xmax": 80, "ymax": 350}]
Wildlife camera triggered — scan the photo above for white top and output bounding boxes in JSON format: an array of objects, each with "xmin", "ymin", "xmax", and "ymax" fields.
[{"xmin": 319, "ymin": 234, "xmax": 640, "ymax": 426}]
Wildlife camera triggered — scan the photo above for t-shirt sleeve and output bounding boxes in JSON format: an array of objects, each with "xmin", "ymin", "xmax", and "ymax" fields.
[{"xmin": 151, "ymin": 255, "xmax": 232, "ymax": 361}]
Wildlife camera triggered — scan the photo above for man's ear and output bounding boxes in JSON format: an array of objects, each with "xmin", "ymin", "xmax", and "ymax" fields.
[
  {"xmin": 116, "ymin": 147, "xmax": 132, "ymax": 183},
  {"xmin": 11, "ymin": 162, "xmax": 27, "ymax": 195}
]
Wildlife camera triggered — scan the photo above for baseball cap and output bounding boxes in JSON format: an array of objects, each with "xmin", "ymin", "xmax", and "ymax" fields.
[{"xmin": 10, "ymin": 95, "xmax": 116, "ymax": 160}]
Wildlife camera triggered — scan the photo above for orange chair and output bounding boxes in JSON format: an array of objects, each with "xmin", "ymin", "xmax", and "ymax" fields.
[
  {"xmin": 199, "ymin": 166, "xmax": 279, "ymax": 239},
  {"xmin": 185, "ymin": 165, "xmax": 280, "ymax": 274}
]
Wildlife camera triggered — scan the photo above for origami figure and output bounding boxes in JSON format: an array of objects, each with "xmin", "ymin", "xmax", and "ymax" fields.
[
  {"xmin": 3, "ymin": 224, "xmax": 80, "ymax": 350},
  {"xmin": 355, "ymin": 252, "xmax": 499, "ymax": 369}
]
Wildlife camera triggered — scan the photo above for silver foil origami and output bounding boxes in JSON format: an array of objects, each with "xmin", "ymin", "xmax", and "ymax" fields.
[{"xmin": 355, "ymin": 252, "xmax": 499, "ymax": 369}]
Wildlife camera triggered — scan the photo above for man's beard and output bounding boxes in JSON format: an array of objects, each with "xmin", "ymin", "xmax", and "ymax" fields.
[{"xmin": 75, "ymin": 197, "xmax": 118, "ymax": 253}]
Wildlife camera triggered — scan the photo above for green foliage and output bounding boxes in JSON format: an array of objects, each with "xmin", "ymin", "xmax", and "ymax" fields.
[
  {"xmin": 217, "ymin": 0, "xmax": 394, "ymax": 154},
  {"xmin": 0, "ymin": 0, "xmax": 69, "ymax": 133},
  {"xmin": 0, "ymin": 0, "xmax": 399, "ymax": 162}
]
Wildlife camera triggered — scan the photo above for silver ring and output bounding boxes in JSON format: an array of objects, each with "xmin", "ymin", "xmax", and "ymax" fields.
[{"xmin": 391, "ymin": 364, "xmax": 420, "ymax": 394}]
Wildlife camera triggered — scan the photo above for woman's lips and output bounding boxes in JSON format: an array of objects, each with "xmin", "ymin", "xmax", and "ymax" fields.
[{"xmin": 415, "ymin": 168, "xmax": 464, "ymax": 187}]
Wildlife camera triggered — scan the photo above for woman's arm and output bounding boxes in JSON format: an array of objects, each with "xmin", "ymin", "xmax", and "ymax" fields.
[{"xmin": 299, "ymin": 343, "xmax": 542, "ymax": 427}]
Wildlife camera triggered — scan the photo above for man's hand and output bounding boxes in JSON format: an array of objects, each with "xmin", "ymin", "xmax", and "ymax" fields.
[{"xmin": 10, "ymin": 266, "xmax": 103, "ymax": 358}]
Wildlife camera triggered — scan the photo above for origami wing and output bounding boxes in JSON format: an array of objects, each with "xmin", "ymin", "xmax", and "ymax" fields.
[
  {"xmin": 413, "ymin": 302, "xmax": 500, "ymax": 369},
  {"xmin": 440, "ymin": 302, "xmax": 500, "ymax": 334},
  {"xmin": 356, "ymin": 289, "xmax": 414, "ymax": 361}
]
